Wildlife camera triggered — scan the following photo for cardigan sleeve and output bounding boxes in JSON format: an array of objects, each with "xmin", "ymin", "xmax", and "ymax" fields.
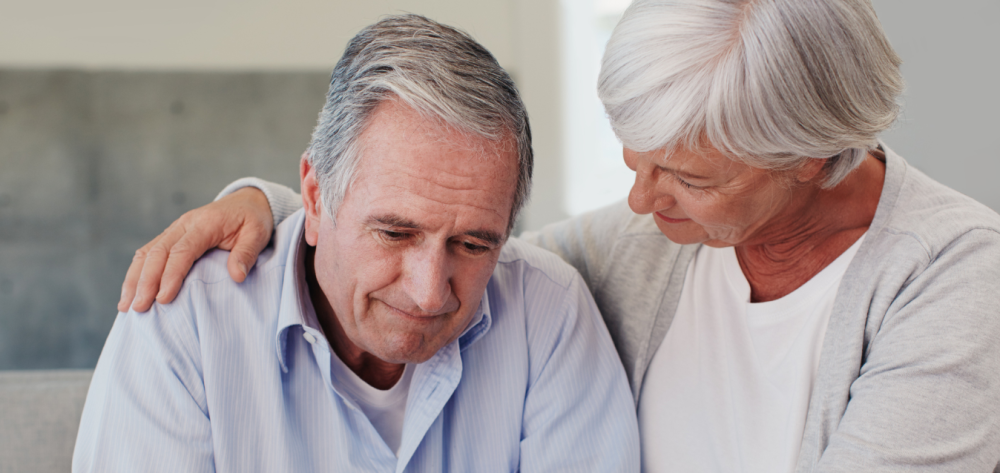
[
  {"xmin": 814, "ymin": 227, "xmax": 1000, "ymax": 472},
  {"xmin": 215, "ymin": 177, "xmax": 303, "ymax": 229}
]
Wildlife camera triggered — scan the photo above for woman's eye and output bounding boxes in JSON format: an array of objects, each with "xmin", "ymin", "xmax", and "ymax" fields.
[{"xmin": 674, "ymin": 174, "xmax": 700, "ymax": 190}]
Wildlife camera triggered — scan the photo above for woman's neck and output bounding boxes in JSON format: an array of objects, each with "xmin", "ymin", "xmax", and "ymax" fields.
[{"xmin": 735, "ymin": 154, "xmax": 886, "ymax": 302}]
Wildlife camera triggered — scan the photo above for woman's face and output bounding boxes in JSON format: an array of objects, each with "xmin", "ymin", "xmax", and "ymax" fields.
[{"xmin": 624, "ymin": 145, "xmax": 808, "ymax": 248}]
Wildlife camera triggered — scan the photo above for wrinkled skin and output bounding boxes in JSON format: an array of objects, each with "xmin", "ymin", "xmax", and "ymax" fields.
[{"xmin": 300, "ymin": 98, "xmax": 516, "ymax": 386}]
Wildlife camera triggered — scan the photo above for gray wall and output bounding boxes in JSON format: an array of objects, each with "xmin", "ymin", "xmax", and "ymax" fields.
[
  {"xmin": 0, "ymin": 70, "xmax": 328, "ymax": 369},
  {"xmin": 873, "ymin": 0, "xmax": 1000, "ymax": 211}
]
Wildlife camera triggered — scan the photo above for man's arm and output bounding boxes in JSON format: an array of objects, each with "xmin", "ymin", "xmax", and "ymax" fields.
[
  {"xmin": 518, "ymin": 269, "xmax": 640, "ymax": 472},
  {"xmin": 73, "ymin": 304, "xmax": 214, "ymax": 472}
]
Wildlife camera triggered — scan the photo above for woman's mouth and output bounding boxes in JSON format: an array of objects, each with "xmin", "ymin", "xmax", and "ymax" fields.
[{"xmin": 655, "ymin": 212, "xmax": 690, "ymax": 224}]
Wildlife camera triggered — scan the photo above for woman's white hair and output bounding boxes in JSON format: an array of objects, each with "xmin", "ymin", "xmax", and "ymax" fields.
[{"xmin": 599, "ymin": 0, "xmax": 904, "ymax": 187}]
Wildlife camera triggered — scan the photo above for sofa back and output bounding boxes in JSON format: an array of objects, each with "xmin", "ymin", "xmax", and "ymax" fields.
[{"xmin": 0, "ymin": 370, "xmax": 93, "ymax": 473}]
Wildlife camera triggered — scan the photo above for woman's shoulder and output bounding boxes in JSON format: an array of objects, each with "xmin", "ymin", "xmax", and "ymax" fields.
[
  {"xmin": 520, "ymin": 200, "xmax": 669, "ymax": 253},
  {"xmin": 877, "ymin": 147, "xmax": 1000, "ymax": 257},
  {"xmin": 519, "ymin": 200, "xmax": 688, "ymax": 288}
]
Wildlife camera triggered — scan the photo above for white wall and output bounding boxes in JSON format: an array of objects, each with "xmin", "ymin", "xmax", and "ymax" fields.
[
  {"xmin": 559, "ymin": 0, "xmax": 633, "ymax": 217},
  {"xmin": 0, "ymin": 0, "xmax": 517, "ymax": 70},
  {"xmin": 3, "ymin": 0, "xmax": 996, "ymax": 226}
]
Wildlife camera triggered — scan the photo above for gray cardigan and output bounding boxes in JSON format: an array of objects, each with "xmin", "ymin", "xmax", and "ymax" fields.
[
  {"xmin": 252, "ymin": 145, "xmax": 1000, "ymax": 471},
  {"xmin": 520, "ymin": 145, "xmax": 1000, "ymax": 472}
]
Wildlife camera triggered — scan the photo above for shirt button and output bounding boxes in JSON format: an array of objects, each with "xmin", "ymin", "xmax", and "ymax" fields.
[{"xmin": 303, "ymin": 332, "xmax": 317, "ymax": 344}]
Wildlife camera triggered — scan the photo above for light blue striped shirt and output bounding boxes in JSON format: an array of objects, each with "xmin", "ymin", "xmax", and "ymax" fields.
[{"xmin": 73, "ymin": 210, "xmax": 639, "ymax": 472}]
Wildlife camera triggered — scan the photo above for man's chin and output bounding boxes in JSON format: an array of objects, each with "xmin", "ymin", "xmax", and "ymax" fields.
[
  {"xmin": 374, "ymin": 351, "xmax": 435, "ymax": 365},
  {"xmin": 371, "ymin": 334, "xmax": 441, "ymax": 365}
]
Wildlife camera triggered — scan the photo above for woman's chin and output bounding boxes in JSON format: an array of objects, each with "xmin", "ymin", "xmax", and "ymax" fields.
[{"xmin": 654, "ymin": 221, "xmax": 708, "ymax": 246}]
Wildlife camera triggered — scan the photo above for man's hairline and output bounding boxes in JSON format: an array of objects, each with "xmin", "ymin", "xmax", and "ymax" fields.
[{"xmin": 323, "ymin": 97, "xmax": 521, "ymax": 238}]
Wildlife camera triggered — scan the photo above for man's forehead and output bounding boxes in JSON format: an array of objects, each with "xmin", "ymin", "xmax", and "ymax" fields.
[
  {"xmin": 343, "ymin": 99, "xmax": 517, "ymax": 230},
  {"xmin": 363, "ymin": 99, "xmax": 517, "ymax": 164},
  {"xmin": 348, "ymin": 162, "xmax": 514, "ymax": 235}
]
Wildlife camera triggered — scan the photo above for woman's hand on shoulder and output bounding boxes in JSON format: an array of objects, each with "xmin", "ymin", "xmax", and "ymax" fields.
[{"xmin": 118, "ymin": 187, "xmax": 275, "ymax": 312}]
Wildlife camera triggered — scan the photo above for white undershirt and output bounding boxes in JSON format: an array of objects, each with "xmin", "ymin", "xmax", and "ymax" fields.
[
  {"xmin": 639, "ymin": 235, "xmax": 864, "ymax": 472},
  {"xmin": 328, "ymin": 353, "xmax": 413, "ymax": 455}
]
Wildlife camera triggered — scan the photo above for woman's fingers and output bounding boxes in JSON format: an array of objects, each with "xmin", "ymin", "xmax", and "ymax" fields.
[
  {"xmin": 117, "ymin": 187, "xmax": 275, "ymax": 313},
  {"xmin": 225, "ymin": 220, "xmax": 272, "ymax": 284},
  {"xmin": 127, "ymin": 220, "xmax": 191, "ymax": 312},
  {"xmin": 118, "ymin": 235, "xmax": 162, "ymax": 312},
  {"xmin": 155, "ymin": 226, "xmax": 218, "ymax": 306}
]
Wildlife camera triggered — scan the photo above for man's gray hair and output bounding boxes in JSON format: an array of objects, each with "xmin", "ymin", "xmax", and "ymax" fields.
[
  {"xmin": 599, "ymin": 0, "xmax": 904, "ymax": 187},
  {"xmin": 308, "ymin": 14, "xmax": 532, "ymax": 233}
]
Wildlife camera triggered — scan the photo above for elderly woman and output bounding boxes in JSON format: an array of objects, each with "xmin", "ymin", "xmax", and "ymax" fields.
[{"xmin": 119, "ymin": 0, "xmax": 1000, "ymax": 471}]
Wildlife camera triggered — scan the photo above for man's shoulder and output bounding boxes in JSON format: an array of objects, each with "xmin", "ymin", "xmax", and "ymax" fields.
[
  {"xmin": 171, "ymin": 247, "xmax": 284, "ymax": 326},
  {"xmin": 183, "ymin": 209, "xmax": 304, "ymax": 299},
  {"xmin": 151, "ymin": 210, "xmax": 304, "ymax": 347},
  {"xmin": 113, "ymin": 213, "xmax": 305, "ymax": 389}
]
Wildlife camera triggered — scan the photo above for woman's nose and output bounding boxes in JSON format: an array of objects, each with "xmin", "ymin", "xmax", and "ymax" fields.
[{"xmin": 628, "ymin": 162, "xmax": 673, "ymax": 215}]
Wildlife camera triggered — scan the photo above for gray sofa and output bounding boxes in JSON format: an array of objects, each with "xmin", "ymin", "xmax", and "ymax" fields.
[{"xmin": 0, "ymin": 370, "xmax": 92, "ymax": 473}]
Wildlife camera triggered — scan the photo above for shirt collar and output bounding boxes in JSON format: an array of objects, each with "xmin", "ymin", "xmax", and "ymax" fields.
[
  {"xmin": 274, "ymin": 211, "xmax": 318, "ymax": 372},
  {"xmin": 458, "ymin": 285, "xmax": 491, "ymax": 351},
  {"xmin": 273, "ymin": 210, "xmax": 494, "ymax": 371}
]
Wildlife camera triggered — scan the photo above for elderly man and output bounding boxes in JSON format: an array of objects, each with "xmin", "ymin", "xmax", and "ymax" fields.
[{"xmin": 73, "ymin": 15, "xmax": 638, "ymax": 472}]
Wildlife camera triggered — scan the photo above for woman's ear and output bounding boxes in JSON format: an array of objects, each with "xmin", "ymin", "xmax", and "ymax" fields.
[
  {"xmin": 795, "ymin": 157, "xmax": 828, "ymax": 184},
  {"xmin": 300, "ymin": 152, "xmax": 322, "ymax": 246}
]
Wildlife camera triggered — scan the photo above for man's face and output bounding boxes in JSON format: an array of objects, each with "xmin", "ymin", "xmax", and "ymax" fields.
[{"xmin": 302, "ymin": 99, "xmax": 518, "ymax": 364}]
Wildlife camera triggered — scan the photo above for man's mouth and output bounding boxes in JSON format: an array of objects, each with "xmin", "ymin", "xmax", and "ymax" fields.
[{"xmin": 381, "ymin": 301, "xmax": 446, "ymax": 321}]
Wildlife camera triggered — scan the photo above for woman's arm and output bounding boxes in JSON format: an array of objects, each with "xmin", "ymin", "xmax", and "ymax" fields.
[
  {"xmin": 118, "ymin": 178, "xmax": 301, "ymax": 312},
  {"xmin": 814, "ymin": 228, "xmax": 1000, "ymax": 471},
  {"xmin": 119, "ymin": 180, "xmax": 630, "ymax": 314}
]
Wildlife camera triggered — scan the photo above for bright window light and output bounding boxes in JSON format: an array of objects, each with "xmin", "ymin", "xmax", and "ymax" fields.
[{"xmin": 560, "ymin": 0, "xmax": 634, "ymax": 216}]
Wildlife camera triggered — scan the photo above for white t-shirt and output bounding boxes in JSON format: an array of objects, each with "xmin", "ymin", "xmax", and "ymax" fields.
[
  {"xmin": 328, "ymin": 353, "xmax": 413, "ymax": 455},
  {"xmin": 321, "ymin": 310, "xmax": 482, "ymax": 456},
  {"xmin": 639, "ymin": 236, "xmax": 864, "ymax": 472}
]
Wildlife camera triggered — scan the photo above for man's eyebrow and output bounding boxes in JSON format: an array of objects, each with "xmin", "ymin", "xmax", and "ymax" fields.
[
  {"xmin": 369, "ymin": 215, "xmax": 420, "ymax": 229},
  {"xmin": 370, "ymin": 215, "xmax": 504, "ymax": 247},
  {"xmin": 464, "ymin": 230, "xmax": 505, "ymax": 247}
]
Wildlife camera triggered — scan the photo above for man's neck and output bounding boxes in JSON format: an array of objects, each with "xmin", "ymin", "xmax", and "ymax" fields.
[{"xmin": 304, "ymin": 245, "xmax": 405, "ymax": 390}]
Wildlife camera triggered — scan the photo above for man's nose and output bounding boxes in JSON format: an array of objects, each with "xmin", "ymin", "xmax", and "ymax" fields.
[
  {"xmin": 402, "ymin": 246, "xmax": 453, "ymax": 314},
  {"xmin": 628, "ymin": 163, "xmax": 673, "ymax": 215}
]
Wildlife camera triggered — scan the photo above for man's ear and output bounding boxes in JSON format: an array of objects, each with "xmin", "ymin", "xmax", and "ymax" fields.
[{"xmin": 300, "ymin": 152, "xmax": 322, "ymax": 246}]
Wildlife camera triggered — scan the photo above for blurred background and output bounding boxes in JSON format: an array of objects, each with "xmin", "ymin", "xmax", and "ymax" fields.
[{"xmin": 0, "ymin": 0, "xmax": 997, "ymax": 370}]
